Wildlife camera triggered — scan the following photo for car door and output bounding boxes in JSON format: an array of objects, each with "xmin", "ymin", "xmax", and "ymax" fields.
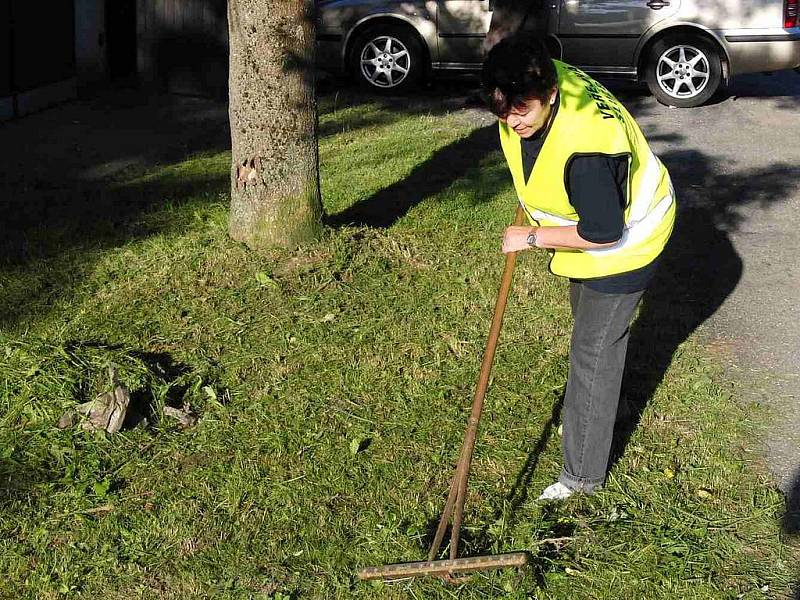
[
  {"xmin": 436, "ymin": 0, "xmax": 492, "ymax": 66},
  {"xmin": 558, "ymin": 0, "xmax": 681, "ymax": 71}
]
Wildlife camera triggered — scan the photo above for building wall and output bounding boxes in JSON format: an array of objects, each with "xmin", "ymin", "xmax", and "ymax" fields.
[
  {"xmin": 1, "ymin": 0, "xmax": 77, "ymax": 120},
  {"xmin": 2, "ymin": 0, "xmax": 229, "ymax": 121},
  {"xmin": 13, "ymin": 2, "xmax": 76, "ymax": 92},
  {"xmin": 137, "ymin": 0, "xmax": 228, "ymax": 98},
  {"xmin": 0, "ymin": 0, "xmax": 12, "ymax": 114}
]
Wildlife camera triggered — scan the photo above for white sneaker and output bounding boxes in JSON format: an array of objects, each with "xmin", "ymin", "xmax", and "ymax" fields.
[{"xmin": 537, "ymin": 482, "xmax": 574, "ymax": 501}]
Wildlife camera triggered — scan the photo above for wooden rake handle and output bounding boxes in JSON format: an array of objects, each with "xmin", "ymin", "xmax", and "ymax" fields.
[{"xmin": 428, "ymin": 204, "xmax": 526, "ymax": 563}]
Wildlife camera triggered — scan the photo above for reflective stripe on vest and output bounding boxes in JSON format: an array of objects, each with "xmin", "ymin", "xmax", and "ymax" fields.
[
  {"xmin": 523, "ymin": 188, "xmax": 674, "ymax": 256},
  {"xmin": 630, "ymin": 150, "xmax": 664, "ymax": 223}
]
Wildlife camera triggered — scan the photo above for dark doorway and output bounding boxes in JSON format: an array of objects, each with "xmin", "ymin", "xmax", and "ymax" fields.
[{"xmin": 106, "ymin": 0, "xmax": 137, "ymax": 80}]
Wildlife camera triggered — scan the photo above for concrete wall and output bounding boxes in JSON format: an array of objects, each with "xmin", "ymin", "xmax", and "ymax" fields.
[{"xmin": 74, "ymin": 0, "xmax": 107, "ymax": 84}]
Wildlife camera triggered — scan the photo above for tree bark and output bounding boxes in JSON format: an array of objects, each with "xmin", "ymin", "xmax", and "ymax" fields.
[
  {"xmin": 227, "ymin": 0, "xmax": 323, "ymax": 249},
  {"xmin": 484, "ymin": 0, "xmax": 549, "ymax": 52}
]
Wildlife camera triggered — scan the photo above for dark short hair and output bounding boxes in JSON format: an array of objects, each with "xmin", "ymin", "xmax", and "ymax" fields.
[{"xmin": 481, "ymin": 33, "xmax": 557, "ymax": 117}]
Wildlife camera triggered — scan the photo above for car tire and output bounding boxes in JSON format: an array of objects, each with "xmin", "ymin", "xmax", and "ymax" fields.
[
  {"xmin": 350, "ymin": 25, "xmax": 424, "ymax": 94},
  {"xmin": 645, "ymin": 35, "xmax": 722, "ymax": 108}
]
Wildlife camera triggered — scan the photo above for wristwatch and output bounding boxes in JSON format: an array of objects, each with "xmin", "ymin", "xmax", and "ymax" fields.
[{"xmin": 526, "ymin": 229, "xmax": 538, "ymax": 248}]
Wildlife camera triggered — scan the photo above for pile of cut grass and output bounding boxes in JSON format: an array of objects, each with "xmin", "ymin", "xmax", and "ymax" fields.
[{"xmin": 0, "ymin": 94, "xmax": 797, "ymax": 599}]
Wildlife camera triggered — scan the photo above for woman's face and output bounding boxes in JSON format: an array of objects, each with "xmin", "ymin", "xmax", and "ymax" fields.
[{"xmin": 500, "ymin": 89, "xmax": 558, "ymax": 138}]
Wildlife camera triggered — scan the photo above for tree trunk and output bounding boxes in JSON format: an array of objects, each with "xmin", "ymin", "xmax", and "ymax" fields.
[
  {"xmin": 484, "ymin": 0, "xmax": 549, "ymax": 52},
  {"xmin": 227, "ymin": 0, "xmax": 323, "ymax": 249}
]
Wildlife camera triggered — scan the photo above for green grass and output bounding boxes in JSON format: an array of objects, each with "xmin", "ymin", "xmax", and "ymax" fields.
[{"xmin": 1, "ymin": 96, "xmax": 798, "ymax": 599}]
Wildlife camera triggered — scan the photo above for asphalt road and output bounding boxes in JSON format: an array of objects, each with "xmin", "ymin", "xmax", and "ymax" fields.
[{"xmin": 614, "ymin": 72, "xmax": 800, "ymax": 497}]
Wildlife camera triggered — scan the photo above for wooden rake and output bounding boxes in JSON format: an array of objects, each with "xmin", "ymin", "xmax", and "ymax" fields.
[{"xmin": 358, "ymin": 206, "xmax": 529, "ymax": 582}]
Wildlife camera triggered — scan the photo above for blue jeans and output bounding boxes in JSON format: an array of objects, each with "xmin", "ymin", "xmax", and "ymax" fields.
[{"xmin": 558, "ymin": 281, "xmax": 645, "ymax": 494}]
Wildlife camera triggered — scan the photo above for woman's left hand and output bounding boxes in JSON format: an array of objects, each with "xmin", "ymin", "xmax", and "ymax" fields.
[{"xmin": 502, "ymin": 226, "xmax": 536, "ymax": 254}]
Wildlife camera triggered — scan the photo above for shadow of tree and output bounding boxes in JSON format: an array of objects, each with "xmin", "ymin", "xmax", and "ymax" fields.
[
  {"xmin": 0, "ymin": 169, "xmax": 230, "ymax": 329},
  {"xmin": 325, "ymin": 125, "xmax": 502, "ymax": 228},
  {"xmin": 0, "ymin": 90, "xmax": 232, "ymax": 329},
  {"xmin": 323, "ymin": 70, "xmax": 603, "ymax": 229},
  {"xmin": 782, "ymin": 468, "xmax": 800, "ymax": 598},
  {"xmin": 318, "ymin": 78, "xmax": 486, "ymax": 139}
]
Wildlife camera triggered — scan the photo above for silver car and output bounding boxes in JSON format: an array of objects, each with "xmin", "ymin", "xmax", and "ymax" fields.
[{"xmin": 316, "ymin": 0, "xmax": 800, "ymax": 107}]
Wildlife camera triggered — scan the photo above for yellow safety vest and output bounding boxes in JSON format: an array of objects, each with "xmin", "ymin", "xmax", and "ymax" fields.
[{"xmin": 499, "ymin": 61, "xmax": 676, "ymax": 280}]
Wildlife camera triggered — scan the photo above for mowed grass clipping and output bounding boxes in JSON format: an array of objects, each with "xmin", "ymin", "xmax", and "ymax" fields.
[{"xmin": 1, "ymin": 95, "xmax": 798, "ymax": 600}]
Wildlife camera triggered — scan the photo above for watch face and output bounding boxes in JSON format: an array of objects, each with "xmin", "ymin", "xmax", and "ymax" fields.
[{"xmin": 527, "ymin": 232, "xmax": 536, "ymax": 246}]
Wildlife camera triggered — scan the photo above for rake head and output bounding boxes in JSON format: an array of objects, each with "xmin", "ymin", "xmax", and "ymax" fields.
[{"xmin": 357, "ymin": 552, "xmax": 529, "ymax": 581}]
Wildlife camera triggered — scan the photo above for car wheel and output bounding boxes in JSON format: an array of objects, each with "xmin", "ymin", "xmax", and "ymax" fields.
[
  {"xmin": 645, "ymin": 35, "xmax": 722, "ymax": 108},
  {"xmin": 350, "ymin": 25, "xmax": 423, "ymax": 94}
]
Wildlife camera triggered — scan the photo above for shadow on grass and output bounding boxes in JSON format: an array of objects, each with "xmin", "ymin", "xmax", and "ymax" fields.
[
  {"xmin": 0, "ymin": 169, "xmax": 231, "ymax": 329},
  {"xmin": 325, "ymin": 125, "xmax": 502, "ymax": 228},
  {"xmin": 0, "ymin": 458, "xmax": 49, "ymax": 512},
  {"xmin": 498, "ymin": 396, "xmax": 564, "ymax": 526},
  {"xmin": 322, "ymin": 77, "xmax": 674, "ymax": 230},
  {"xmin": 318, "ymin": 75, "xmax": 487, "ymax": 139},
  {"xmin": 419, "ymin": 397, "xmax": 564, "ymax": 562},
  {"xmin": 0, "ymin": 81, "xmax": 493, "ymax": 330},
  {"xmin": 0, "ymin": 91, "xmax": 232, "ymax": 330}
]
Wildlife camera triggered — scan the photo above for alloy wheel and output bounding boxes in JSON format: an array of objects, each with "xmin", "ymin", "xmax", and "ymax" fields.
[
  {"xmin": 656, "ymin": 45, "xmax": 711, "ymax": 100},
  {"xmin": 359, "ymin": 35, "xmax": 412, "ymax": 89}
]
